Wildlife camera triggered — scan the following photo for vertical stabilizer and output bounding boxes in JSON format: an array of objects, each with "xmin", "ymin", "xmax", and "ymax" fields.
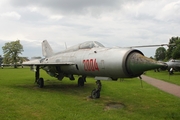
[{"xmin": 42, "ymin": 40, "xmax": 54, "ymax": 57}]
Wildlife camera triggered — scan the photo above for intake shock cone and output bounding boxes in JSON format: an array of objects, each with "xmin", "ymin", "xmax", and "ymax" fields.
[{"xmin": 126, "ymin": 52, "xmax": 165, "ymax": 77}]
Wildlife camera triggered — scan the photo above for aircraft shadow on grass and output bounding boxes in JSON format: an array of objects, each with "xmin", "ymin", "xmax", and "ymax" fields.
[{"xmin": 12, "ymin": 80, "xmax": 95, "ymax": 96}]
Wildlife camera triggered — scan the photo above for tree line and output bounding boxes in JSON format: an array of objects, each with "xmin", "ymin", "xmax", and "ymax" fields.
[{"xmin": 155, "ymin": 37, "xmax": 180, "ymax": 61}]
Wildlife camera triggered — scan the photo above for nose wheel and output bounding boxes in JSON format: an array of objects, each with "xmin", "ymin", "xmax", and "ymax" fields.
[{"xmin": 91, "ymin": 80, "xmax": 101, "ymax": 99}]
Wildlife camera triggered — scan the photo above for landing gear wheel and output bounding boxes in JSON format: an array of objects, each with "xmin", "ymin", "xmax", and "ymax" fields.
[
  {"xmin": 37, "ymin": 78, "xmax": 44, "ymax": 88},
  {"xmin": 78, "ymin": 77, "xmax": 84, "ymax": 86},
  {"xmin": 91, "ymin": 89, "xmax": 100, "ymax": 99},
  {"xmin": 90, "ymin": 80, "xmax": 102, "ymax": 99}
]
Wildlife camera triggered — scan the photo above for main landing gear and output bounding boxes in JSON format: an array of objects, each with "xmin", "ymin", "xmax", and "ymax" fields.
[
  {"xmin": 78, "ymin": 77, "xmax": 102, "ymax": 99},
  {"xmin": 35, "ymin": 66, "xmax": 44, "ymax": 88},
  {"xmin": 34, "ymin": 66, "xmax": 102, "ymax": 98},
  {"xmin": 37, "ymin": 78, "xmax": 44, "ymax": 88},
  {"xmin": 90, "ymin": 80, "xmax": 102, "ymax": 99},
  {"xmin": 78, "ymin": 77, "xmax": 86, "ymax": 86}
]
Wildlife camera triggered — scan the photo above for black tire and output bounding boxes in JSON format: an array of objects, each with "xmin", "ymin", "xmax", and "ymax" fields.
[
  {"xmin": 38, "ymin": 78, "xmax": 44, "ymax": 88},
  {"xmin": 91, "ymin": 89, "xmax": 100, "ymax": 99},
  {"xmin": 78, "ymin": 77, "xmax": 84, "ymax": 86}
]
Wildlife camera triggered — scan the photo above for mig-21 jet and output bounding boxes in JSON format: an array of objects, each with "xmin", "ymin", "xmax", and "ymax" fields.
[
  {"xmin": 23, "ymin": 40, "xmax": 165, "ymax": 98},
  {"xmin": 165, "ymin": 59, "xmax": 180, "ymax": 71}
]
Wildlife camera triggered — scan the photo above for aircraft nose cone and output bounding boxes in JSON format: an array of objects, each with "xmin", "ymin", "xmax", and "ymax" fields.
[{"xmin": 126, "ymin": 52, "xmax": 165, "ymax": 77}]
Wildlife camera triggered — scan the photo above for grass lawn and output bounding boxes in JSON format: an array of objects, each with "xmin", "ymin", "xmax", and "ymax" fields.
[
  {"xmin": 0, "ymin": 68, "xmax": 180, "ymax": 120},
  {"xmin": 145, "ymin": 70, "xmax": 180, "ymax": 86}
]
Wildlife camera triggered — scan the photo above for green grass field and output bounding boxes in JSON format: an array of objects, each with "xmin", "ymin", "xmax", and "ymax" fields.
[
  {"xmin": 0, "ymin": 68, "xmax": 180, "ymax": 120},
  {"xmin": 146, "ymin": 70, "xmax": 180, "ymax": 86}
]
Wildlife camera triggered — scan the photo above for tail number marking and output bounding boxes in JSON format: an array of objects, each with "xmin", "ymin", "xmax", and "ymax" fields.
[{"xmin": 83, "ymin": 59, "xmax": 99, "ymax": 71}]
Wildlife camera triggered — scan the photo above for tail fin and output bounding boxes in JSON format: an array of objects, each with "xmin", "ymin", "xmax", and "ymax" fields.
[{"xmin": 42, "ymin": 40, "xmax": 54, "ymax": 57}]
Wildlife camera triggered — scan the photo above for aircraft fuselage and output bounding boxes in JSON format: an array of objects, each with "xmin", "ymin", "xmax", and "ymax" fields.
[{"xmin": 41, "ymin": 47, "xmax": 162, "ymax": 80}]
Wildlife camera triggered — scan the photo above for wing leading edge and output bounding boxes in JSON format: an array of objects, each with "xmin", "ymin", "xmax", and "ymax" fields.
[{"xmin": 22, "ymin": 59, "xmax": 74, "ymax": 66}]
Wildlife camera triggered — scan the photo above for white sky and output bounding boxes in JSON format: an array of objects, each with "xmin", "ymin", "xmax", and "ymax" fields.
[{"xmin": 0, "ymin": 0, "xmax": 179, "ymax": 58}]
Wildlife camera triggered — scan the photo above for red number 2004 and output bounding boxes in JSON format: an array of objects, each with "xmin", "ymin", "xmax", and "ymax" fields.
[{"xmin": 83, "ymin": 59, "xmax": 99, "ymax": 71}]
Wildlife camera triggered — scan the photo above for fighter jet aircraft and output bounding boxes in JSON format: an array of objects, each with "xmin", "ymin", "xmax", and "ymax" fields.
[
  {"xmin": 23, "ymin": 40, "xmax": 165, "ymax": 98},
  {"xmin": 165, "ymin": 59, "xmax": 180, "ymax": 71}
]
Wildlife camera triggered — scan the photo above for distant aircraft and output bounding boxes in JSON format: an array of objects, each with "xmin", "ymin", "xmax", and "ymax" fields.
[
  {"xmin": 23, "ymin": 40, "xmax": 165, "ymax": 98},
  {"xmin": 165, "ymin": 59, "xmax": 180, "ymax": 71}
]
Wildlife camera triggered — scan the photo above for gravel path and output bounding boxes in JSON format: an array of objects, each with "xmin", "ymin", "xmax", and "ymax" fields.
[{"xmin": 141, "ymin": 75, "xmax": 180, "ymax": 98}]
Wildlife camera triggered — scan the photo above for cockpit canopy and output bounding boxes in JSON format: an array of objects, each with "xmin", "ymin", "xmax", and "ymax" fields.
[
  {"xmin": 79, "ymin": 41, "xmax": 104, "ymax": 49},
  {"xmin": 60, "ymin": 41, "xmax": 105, "ymax": 53},
  {"xmin": 169, "ymin": 59, "xmax": 180, "ymax": 62}
]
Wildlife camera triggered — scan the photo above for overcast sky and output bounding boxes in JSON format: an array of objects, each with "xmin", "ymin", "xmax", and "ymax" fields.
[{"xmin": 0, "ymin": 0, "xmax": 179, "ymax": 58}]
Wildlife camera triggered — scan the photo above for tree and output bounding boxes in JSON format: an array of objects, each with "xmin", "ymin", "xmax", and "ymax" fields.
[
  {"xmin": 2, "ymin": 40, "xmax": 23, "ymax": 68},
  {"xmin": 155, "ymin": 47, "xmax": 166, "ymax": 61},
  {"xmin": 166, "ymin": 37, "xmax": 180, "ymax": 60},
  {"xmin": 172, "ymin": 45, "xmax": 180, "ymax": 59},
  {"xmin": 0, "ymin": 55, "xmax": 3, "ymax": 65}
]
